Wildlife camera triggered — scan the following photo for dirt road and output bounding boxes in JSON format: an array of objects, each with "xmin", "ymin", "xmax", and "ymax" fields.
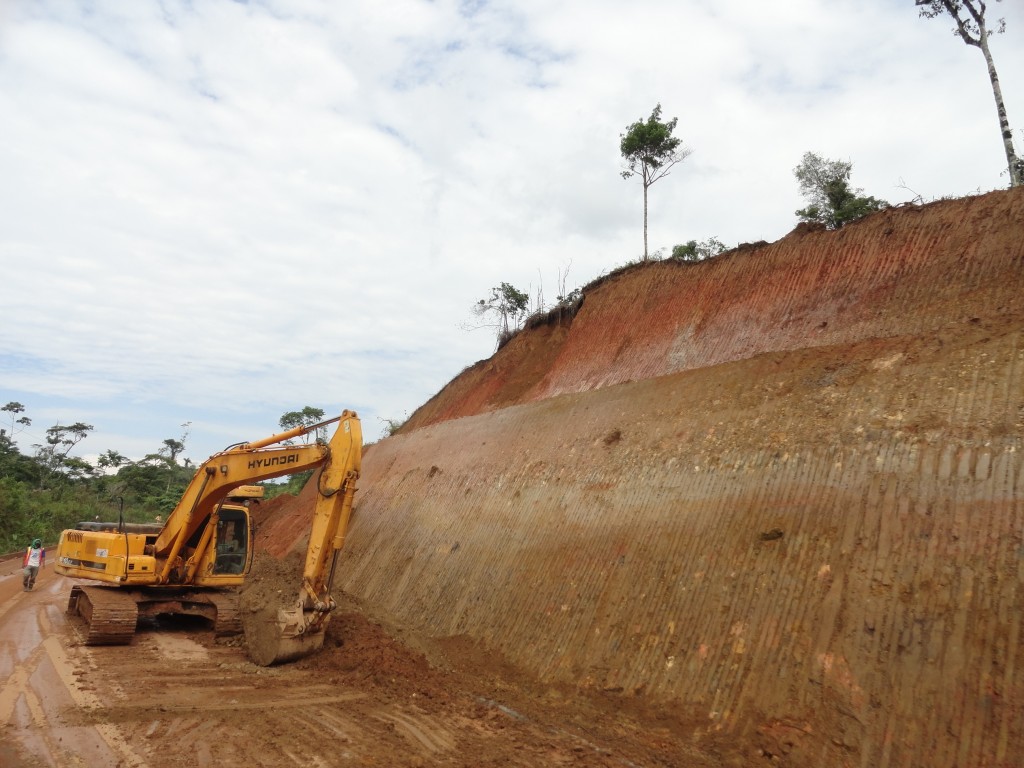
[{"xmin": 0, "ymin": 559, "xmax": 727, "ymax": 767}]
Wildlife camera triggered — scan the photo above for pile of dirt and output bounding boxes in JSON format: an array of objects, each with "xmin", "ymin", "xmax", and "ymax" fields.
[
  {"xmin": 238, "ymin": 550, "xmax": 307, "ymax": 664},
  {"xmin": 297, "ymin": 595, "xmax": 723, "ymax": 767},
  {"xmin": 253, "ymin": 490, "xmax": 315, "ymax": 558},
  {"xmin": 226, "ymin": 553, "xmax": 726, "ymax": 765}
]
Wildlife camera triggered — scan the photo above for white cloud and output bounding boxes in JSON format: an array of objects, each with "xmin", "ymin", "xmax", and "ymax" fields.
[{"xmin": 1, "ymin": 0, "xmax": 1022, "ymax": 464}]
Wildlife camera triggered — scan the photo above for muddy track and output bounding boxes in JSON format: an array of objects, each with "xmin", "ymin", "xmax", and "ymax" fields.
[{"xmin": 0, "ymin": 562, "xmax": 726, "ymax": 767}]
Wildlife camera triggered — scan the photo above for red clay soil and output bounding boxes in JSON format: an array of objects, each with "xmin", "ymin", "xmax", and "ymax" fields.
[
  {"xmin": 260, "ymin": 189, "xmax": 1024, "ymax": 767},
  {"xmin": 404, "ymin": 191, "xmax": 1022, "ymax": 428}
]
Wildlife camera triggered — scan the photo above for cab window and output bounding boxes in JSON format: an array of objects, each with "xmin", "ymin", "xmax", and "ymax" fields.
[{"xmin": 213, "ymin": 509, "xmax": 248, "ymax": 575}]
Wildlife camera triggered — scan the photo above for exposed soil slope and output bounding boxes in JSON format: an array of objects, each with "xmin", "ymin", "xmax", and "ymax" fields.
[
  {"xmin": 260, "ymin": 189, "xmax": 1024, "ymax": 767},
  {"xmin": 405, "ymin": 192, "xmax": 1021, "ymax": 429}
]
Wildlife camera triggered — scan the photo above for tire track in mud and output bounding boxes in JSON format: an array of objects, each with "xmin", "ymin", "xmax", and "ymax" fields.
[
  {"xmin": 73, "ymin": 636, "xmax": 383, "ymax": 768},
  {"xmin": 371, "ymin": 707, "xmax": 457, "ymax": 755},
  {"xmin": 0, "ymin": 578, "xmax": 146, "ymax": 768},
  {"xmin": 2, "ymin": 575, "xmax": 702, "ymax": 767}
]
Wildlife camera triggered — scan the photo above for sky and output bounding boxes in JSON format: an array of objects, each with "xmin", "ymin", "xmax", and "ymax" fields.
[{"xmin": 1, "ymin": 0, "xmax": 1022, "ymax": 470}]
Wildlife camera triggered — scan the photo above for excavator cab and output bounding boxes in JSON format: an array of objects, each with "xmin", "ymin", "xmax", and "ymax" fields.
[{"xmin": 213, "ymin": 510, "xmax": 249, "ymax": 575}]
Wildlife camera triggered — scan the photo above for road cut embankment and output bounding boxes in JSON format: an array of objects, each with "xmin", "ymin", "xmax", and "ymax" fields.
[{"xmin": 261, "ymin": 188, "xmax": 1024, "ymax": 766}]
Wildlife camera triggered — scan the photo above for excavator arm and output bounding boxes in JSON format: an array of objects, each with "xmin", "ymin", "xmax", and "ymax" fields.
[
  {"xmin": 151, "ymin": 418, "xmax": 348, "ymax": 578},
  {"xmin": 300, "ymin": 414, "xmax": 362, "ymax": 611},
  {"xmin": 56, "ymin": 416, "xmax": 352, "ymax": 589},
  {"xmin": 245, "ymin": 411, "xmax": 362, "ymax": 665}
]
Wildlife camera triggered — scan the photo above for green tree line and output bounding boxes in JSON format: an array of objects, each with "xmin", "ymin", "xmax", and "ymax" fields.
[{"xmin": 0, "ymin": 402, "xmax": 315, "ymax": 553}]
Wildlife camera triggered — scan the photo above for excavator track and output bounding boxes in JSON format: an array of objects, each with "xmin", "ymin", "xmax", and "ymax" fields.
[
  {"xmin": 68, "ymin": 585, "xmax": 139, "ymax": 645},
  {"xmin": 68, "ymin": 587, "xmax": 244, "ymax": 643},
  {"xmin": 206, "ymin": 590, "xmax": 242, "ymax": 636},
  {"xmin": 138, "ymin": 589, "xmax": 241, "ymax": 636}
]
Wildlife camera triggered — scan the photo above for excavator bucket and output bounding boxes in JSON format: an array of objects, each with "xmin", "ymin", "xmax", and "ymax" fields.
[{"xmin": 243, "ymin": 602, "xmax": 328, "ymax": 666}]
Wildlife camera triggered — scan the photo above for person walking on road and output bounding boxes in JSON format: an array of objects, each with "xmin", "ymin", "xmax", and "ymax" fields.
[{"xmin": 23, "ymin": 538, "xmax": 45, "ymax": 591}]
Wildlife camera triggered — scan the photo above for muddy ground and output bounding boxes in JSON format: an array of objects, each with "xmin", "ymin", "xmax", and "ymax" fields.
[{"xmin": 0, "ymin": 556, "xmax": 736, "ymax": 767}]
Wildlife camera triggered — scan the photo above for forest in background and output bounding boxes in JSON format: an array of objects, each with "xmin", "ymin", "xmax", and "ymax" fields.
[{"xmin": 0, "ymin": 402, "xmax": 311, "ymax": 554}]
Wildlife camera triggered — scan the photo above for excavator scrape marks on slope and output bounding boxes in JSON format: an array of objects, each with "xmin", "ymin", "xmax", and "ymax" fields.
[{"xmin": 327, "ymin": 332, "xmax": 1024, "ymax": 766}]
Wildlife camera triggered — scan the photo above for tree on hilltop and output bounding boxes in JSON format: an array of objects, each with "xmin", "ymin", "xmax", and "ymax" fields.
[
  {"xmin": 672, "ymin": 237, "xmax": 726, "ymax": 262},
  {"xmin": 794, "ymin": 152, "xmax": 888, "ymax": 230},
  {"xmin": 917, "ymin": 0, "xmax": 1021, "ymax": 187},
  {"xmin": 620, "ymin": 104, "xmax": 693, "ymax": 261},
  {"xmin": 473, "ymin": 282, "xmax": 529, "ymax": 349}
]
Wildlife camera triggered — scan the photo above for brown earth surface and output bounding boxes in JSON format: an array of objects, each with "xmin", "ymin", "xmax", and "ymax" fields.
[
  {"xmin": 2, "ymin": 189, "xmax": 1023, "ymax": 768},
  {"xmin": 0, "ymin": 556, "xmax": 723, "ymax": 767}
]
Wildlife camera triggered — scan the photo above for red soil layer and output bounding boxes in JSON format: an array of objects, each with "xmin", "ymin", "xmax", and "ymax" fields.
[
  {"xmin": 262, "ymin": 189, "xmax": 1024, "ymax": 767},
  {"xmin": 405, "ymin": 192, "xmax": 1021, "ymax": 430},
  {"xmin": 253, "ymin": 491, "xmax": 314, "ymax": 559}
]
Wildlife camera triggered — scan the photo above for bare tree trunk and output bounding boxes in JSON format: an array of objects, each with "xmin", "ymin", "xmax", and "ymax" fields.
[
  {"xmin": 935, "ymin": 0, "xmax": 1022, "ymax": 187},
  {"xmin": 978, "ymin": 31, "xmax": 1021, "ymax": 187},
  {"xmin": 642, "ymin": 180, "xmax": 649, "ymax": 260}
]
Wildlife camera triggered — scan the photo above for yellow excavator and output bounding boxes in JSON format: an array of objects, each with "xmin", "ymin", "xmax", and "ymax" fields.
[{"xmin": 54, "ymin": 411, "xmax": 361, "ymax": 665}]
